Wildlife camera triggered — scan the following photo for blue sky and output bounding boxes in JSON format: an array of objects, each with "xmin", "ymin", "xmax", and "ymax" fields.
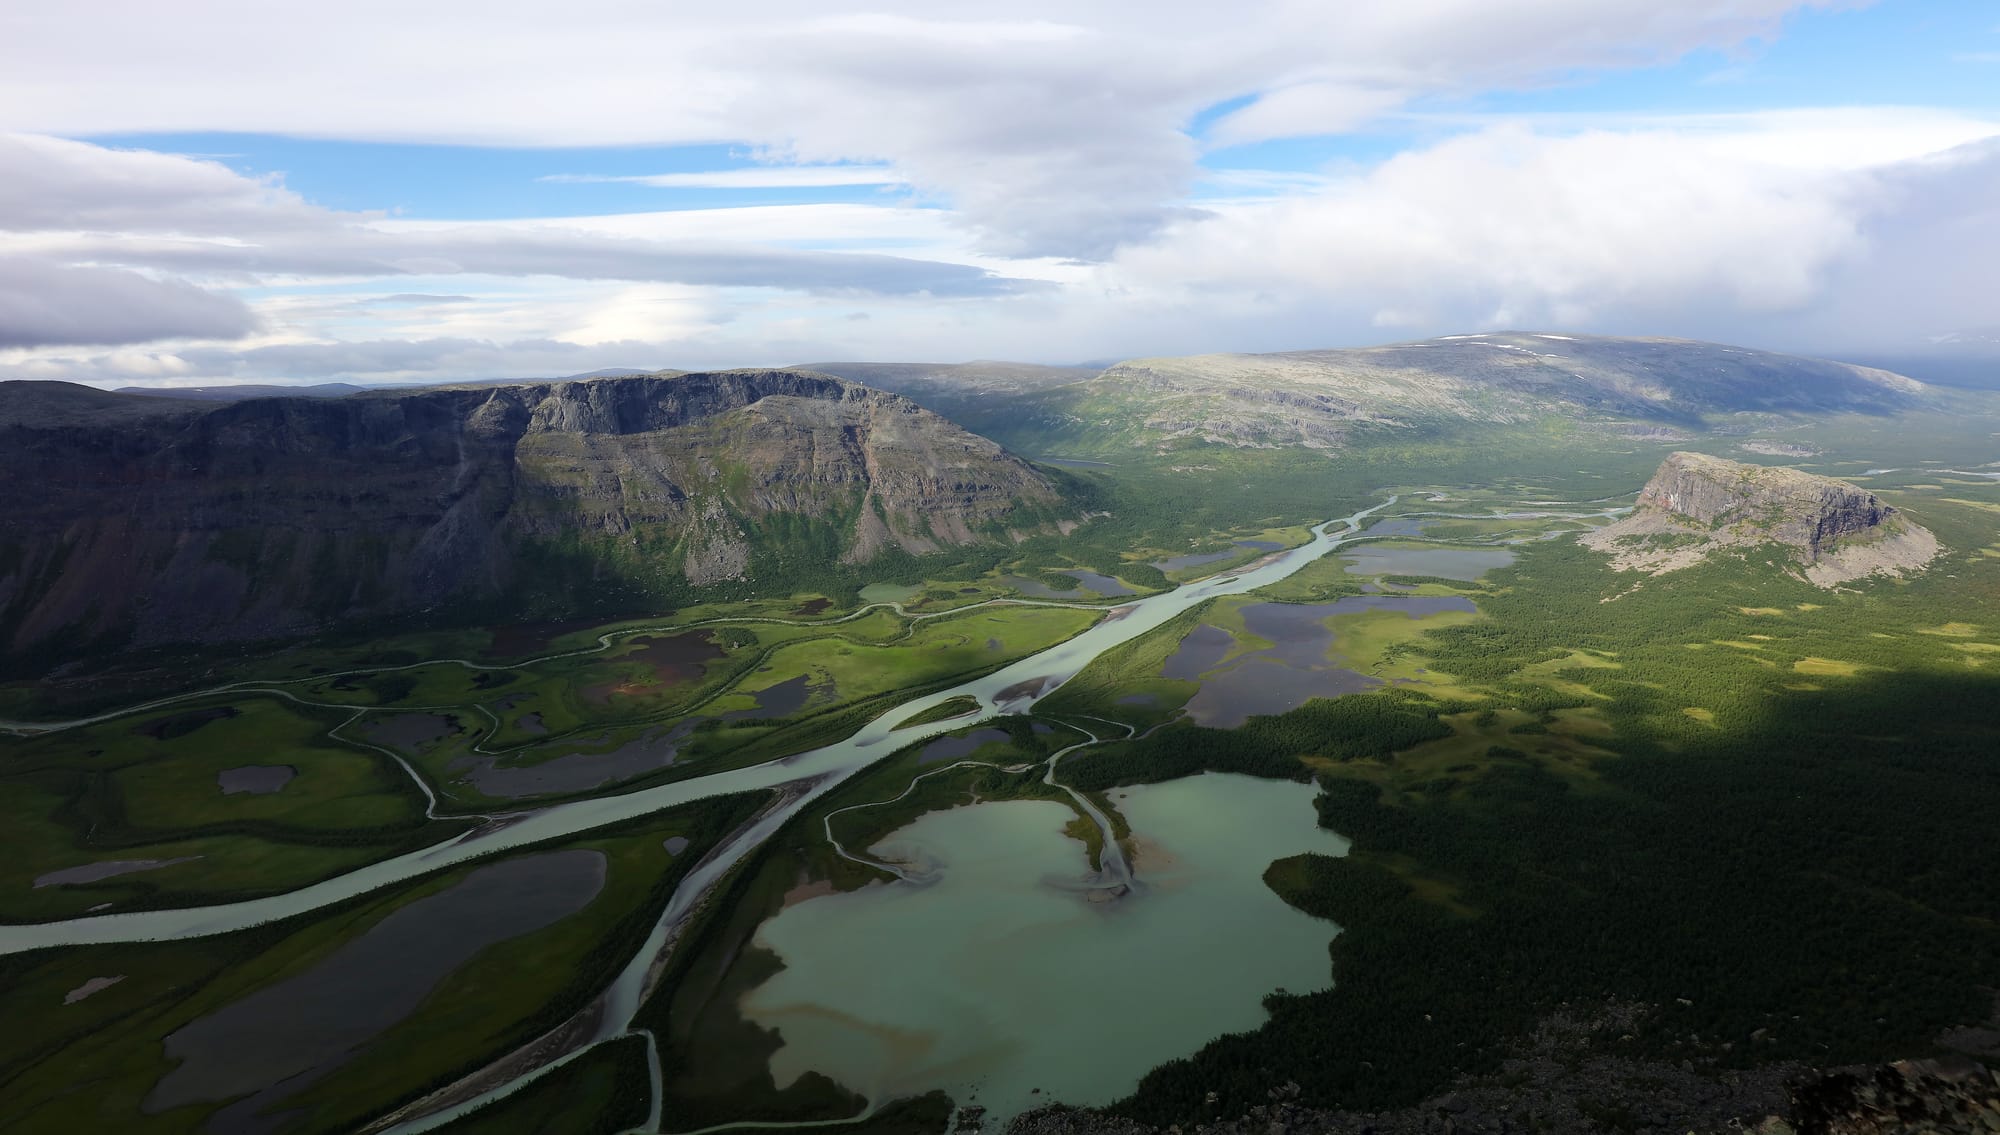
[
  {"xmin": 82, "ymin": 3, "xmax": 2000, "ymax": 220},
  {"xmin": 3, "ymin": 0, "xmax": 1998, "ymax": 384}
]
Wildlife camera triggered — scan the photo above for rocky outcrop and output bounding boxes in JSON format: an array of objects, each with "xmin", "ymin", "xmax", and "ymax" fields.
[
  {"xmin": 0, "ymin": 371, "xmax": 1069, "ymax": 660},
  {"xmin": 1582, "ymin": 452, "xmax": 1938, "ymax": 587}
]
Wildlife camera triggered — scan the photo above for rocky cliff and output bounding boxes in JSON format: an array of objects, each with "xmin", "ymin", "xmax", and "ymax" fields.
[
  {"xmin": 1582, "ymin": 452, "xmax": 1938, "ymax": 586},
  {"xmin": 0, "ymin": 370, "xmax": 1069, "ymax": 660}
]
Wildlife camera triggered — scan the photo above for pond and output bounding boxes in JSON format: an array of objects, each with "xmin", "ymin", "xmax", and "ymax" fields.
[
  {"xmin": 1339, "ymin": 543, "xmax": 1515, "ymax": 581},
  {"xmin": 456, "ymin": 723, "xmax": 697, "ymax": 799},
  {"xmin": 359, "ymin": 713, "xmax": 457, "ymax": 752},
  {"xmin": 218, "ymin": 766, "xmax": 296, "ymax": 795},
  {"xmin": 144, "ymin": 850, "xmax": 605, "ymax": 1131},
  {"xmin": 458, "ymin": 676, "xmax": 829, "ymax": 798},
  {"xmin": 914, "ymin": 727, "xmax": 1013, "ymax": 765},
  {"xmin": 1172, "ymin": 597, "xmax": 1477, "ymax": 727},
  {"xmin": 1007, "ymin": 570, "xmax": 1135, "ymax": 599},
  {"xmin": 859, "ymin": 582, "xmax": 922, "ymax": 604},
  {"xmin": 34, "ymin": 857, "xmax": 203, "ymax": 889},
  {"xmin": 738, "ymin": 773, "xmax": 1347, "ymax": 1128}
]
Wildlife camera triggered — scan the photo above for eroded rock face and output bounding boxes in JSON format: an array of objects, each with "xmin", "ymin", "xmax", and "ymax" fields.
[
  {"xmin": 1583, "ymin": 452, "xmax": 1938, "ymax": 587},
  {"xmin": 0, "ymin": 370, "xmax": 1068, "ymax": 658},
  {"xmin": 1635, "ymin": 452, "xmax": 1893, "ymax": 559}
]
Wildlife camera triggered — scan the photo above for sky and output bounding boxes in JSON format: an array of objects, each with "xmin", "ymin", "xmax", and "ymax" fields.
[{"xmin": 1, "ymin": 0, "xmax": 1997, "ymax": 387}]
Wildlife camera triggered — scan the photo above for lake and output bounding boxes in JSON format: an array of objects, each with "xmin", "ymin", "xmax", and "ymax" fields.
[{"xmin": 739, "ymin": 773, "xmax": 1348, "ymax": 1127}]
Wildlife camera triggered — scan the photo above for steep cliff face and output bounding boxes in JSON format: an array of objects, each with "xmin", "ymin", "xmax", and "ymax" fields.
[
  {"xmin": 1583, "ymin": 452, "xmax": 1938, "ymax": 586},
  {"xmin": 0, "ymin": 371, "xmax": 1068, "ymax": 659},
  {"xmin": 1633, "ymin": 452, "xmax": 1896, "ymax": 558}
]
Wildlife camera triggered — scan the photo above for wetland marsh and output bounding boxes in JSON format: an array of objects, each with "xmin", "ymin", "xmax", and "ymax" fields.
[{"xmin": 8, "ymin": 462, "xmax": 1997, "ymax": 1135}]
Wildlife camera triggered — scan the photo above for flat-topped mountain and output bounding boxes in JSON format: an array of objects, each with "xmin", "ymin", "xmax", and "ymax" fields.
[
  {"xmin": 792, "ymin": 360, "xmax": 1102, "ymax": 425},
  {"xmin": 0, "ymin": 371, "xmax": 1070, "ymax": 660},
  {"xmin": 1583, "ymin": 452, "xmax": 1938, "ymax": 586},
  {"xmin": 972, "ymin": 333, "xmax": 1929, "ymax": 452}
]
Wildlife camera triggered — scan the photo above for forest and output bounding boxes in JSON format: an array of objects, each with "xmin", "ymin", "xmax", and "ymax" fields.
[{"xmin": 1060, "ymin": 536, "xmax": 2000, "ymax": 1121}]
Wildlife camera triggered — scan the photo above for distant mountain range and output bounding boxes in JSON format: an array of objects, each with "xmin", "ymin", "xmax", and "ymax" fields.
[
  {"xmin": 1840, "ymin": 328, "xmax": 2000, "ymax": 391},
  {"xmin": 925, "ymin": 333, "xmax": 1932, "ymax": 453},
  {"xmin": 112, "ymin": 369, "xmax": 668, "ymax": 402},
  {"xmin": 3, "ymin": 332, "xmax": 1947, "ymax": 663},
  {"xmin": 116, "ymin": 382, "xmax": 376, "ymax": 401}
]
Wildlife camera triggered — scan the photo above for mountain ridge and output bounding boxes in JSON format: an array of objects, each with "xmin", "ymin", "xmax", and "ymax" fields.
[
  {"xmin": 0, "ymin": 370, "xmax": 1071, "ymax": 660},
  {"xmin": 953, "ymin": 333, "xmax": 1931, "ymax": 453}
]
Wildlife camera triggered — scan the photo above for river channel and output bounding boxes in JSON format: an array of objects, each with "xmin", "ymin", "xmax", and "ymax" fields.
[{"xmin": 2, "ymin": 496, "xmax": 1426, "ymax": 1132}]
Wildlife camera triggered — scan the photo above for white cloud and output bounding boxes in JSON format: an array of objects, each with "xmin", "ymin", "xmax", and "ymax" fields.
[
  {"xmin": 0, "ymin": 1, "xmax": 1849, "ymax": 257},
  {"xmin": 0, "ymin": 258, "xmax": 258, "ymax": 347},
  {"xmin": 544, "ymin": 167, "xmax": 906, "ymax": 189},
  {"xmin": 12, "ymin": 6, "xmax": 2000, "ymax": 381},
  {"xmin": 1205, "ymin": 84, "xmax": 1409, "ymax": 148},
  {"xmin": 1082, "ymin": 114, "xmax": 2000, "ymax": 357},
  {"xmin": 1393, "ymin": 107, "xmax": 2000, "ymax": 170},
  {"xmin": 0, "ymin": 134, "xmax": 1036, "ymax": 347},
  {"xmin": 13, "ymin": 113, "xmax": 2000, "ymax": 384}
]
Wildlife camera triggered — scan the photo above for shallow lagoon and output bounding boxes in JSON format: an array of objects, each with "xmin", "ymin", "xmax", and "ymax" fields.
[
  {"xmin": 1007, "ymin": 570, "xmax": 1136, "ymax": 599},
  {"xmin": 1340, "ymin": 544, "xmax": 1514, "ymax": 581},
  {"xmin": 740, "ymin": 773, "xmax": 1347, "ymax": 1126},
  {"xmin": 1173, "ymin": 597, "xmax": 1476, "ymax": 727},
  {"xmin": 146, "ymin": 850, "xmax": 604, "ymax": 1131}
]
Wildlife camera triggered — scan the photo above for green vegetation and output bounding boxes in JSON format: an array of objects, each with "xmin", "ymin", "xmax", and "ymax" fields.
[
  {"xmin": 10, "ymin": 400, "xmax": 2000, "ymax": 1134},
  {"xmin": 891, "ymin": 695, "xmax": 981, "ymax": 729},
  {"xmin": 2, "ymin": 600, "xmax": 1104, "ymax": 904},
  {"xmin": 0, "ymin": 696, "xmax": 462, "ymax": 921},
  {"xmin": 1053, "ymin": 517, "xmax": 2000, "ymax": 1123},
  {"xmin": 429, "ymin": 1037, "xmax": 652, "ymax": 1135},
  {"xmin": 0, "ymin": 792, "xmax": 765, "ymax": 1135}
]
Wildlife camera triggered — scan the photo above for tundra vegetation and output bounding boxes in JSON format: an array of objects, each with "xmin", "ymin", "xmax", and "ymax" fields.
[{"xmin": 3, "ymin": 342, "xmax": 2000, "ymax": 1132}]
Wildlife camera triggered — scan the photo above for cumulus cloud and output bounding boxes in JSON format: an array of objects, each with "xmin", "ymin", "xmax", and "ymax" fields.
[
  {"xmin": 1772, "ymin": 137, "xmax": 2000, "ymax": 351},
  {"xmin": 0, "ymin": 258, "xmax": 257, "ymax": 348},
  {"xmin": 9, "ymin": 5, "xmax": 2000, "ymax": 381},
  {"xmin": 0, "ymin": 132, "xmax": 1035, "ymax": 349},
  {"xmin": 14, "ymin": 116, "xmax": 2000, "ymax": 384},
  {"xmin": 0, "ymin": 1, "xmax": 1847, "ymax": 257},
  {"xmin": 1066, "ymin": 112, "xmax": 1998, "ymax": 355},
  {"xmin": 1110, "ymin": 123, "xmax": 1868, "ymax": 331}
]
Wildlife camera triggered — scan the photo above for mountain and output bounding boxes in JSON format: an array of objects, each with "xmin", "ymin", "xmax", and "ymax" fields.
[
  {"xmin": 109, "ymin": 372, "xmax": 670, "ymax": 402},
  {"xmin": 561, "ymin": 367, "xmax": 658, "ymax": 380},
  {"xmin": 115, "ymin": 382, "xmax": 375, "ymax": 400},
  {"xmin": 1582, "ymin": 451, "xmax": 1939, "ymax": 587},
  {"xmin": 792, "ymin": 361, "xmax": 1100, "ymax": 425},
  {"xmin": 973, "ymin": 333, "xmax": 1931, "ymax": 453},
  {"xmin": 0, "ymin": 371, "xmax": 1070, "ymax": 660},
  {"xmin": 1846, "ymin": 329, "xmax": 2000, "ymax": 391}
]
